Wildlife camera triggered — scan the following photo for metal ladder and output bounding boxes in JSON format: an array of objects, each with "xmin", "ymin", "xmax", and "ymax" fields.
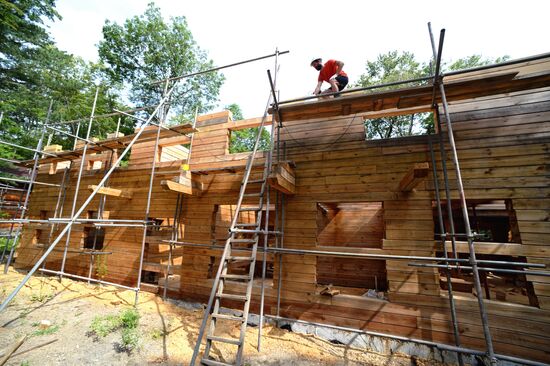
[{"xmin": 191, "ymin": 114, "xmax": 275, "ymax": 366}]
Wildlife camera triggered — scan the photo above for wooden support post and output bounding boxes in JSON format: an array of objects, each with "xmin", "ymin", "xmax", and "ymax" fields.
[
  {"xmin": 398, "ymin": 162, "xmax": 429, "ymax": 192},
  {"xmin": 87, "ymin": 185, "xmax": 133, "ymax": 199}
]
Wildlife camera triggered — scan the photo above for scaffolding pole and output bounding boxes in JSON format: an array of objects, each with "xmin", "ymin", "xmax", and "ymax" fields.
[
  {"xmin": 429, "ymin": 25, "xmax": 497, "ymax": 365},
  {"xmin": 428, "ymin": 136, "xmax": 464, "ymax": 366},
  {"xmin": 258, "ymin": 52, "xmax": 281, "ymax": 351},
  {"xmin": 163, "ymin": 240, "xmax": 545, "ymax": 268},
  {"xmin": 264, "ymin": 315, "xmax": 549, "ymax": 366},
  {"xmin": 0, "ymin": 139, "xmax": 56, "ymax": 157},
  {"xmin": 4, "ymin": 100, "xmax": 54, "ymax": 272},
  {"xmin": 134, "ymin": 78, "xmax": 170, "ymax": 305},
  {"xmin": 59, "ymin": 86, "xmax": 100, "ymax": 277},
  {"xmin": 0, "ymin": 81, "xmax": 177, "ymax": 312}
]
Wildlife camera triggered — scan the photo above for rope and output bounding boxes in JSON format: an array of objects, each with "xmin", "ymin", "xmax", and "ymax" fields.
[{"xmin": 279, "ymin": 113, "xmax": 361, "ymax": 152}]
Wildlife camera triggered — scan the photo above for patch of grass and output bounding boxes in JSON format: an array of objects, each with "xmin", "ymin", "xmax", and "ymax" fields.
[
  {"xmin": 120, "ymin": 308, "xmax": 139, "ymax": 328},
  {"xmin": 121, "ymin": 327, "xmax": 139, "ymax": 350},
  {"xmin": 89, "ymin": 308, "xmax": 141, "ymax": 351},
  {"xmin": 90, "ymin": 314, "xmax": 122, "ymax": 337},
  {"xmin": 20, "ymin": 361, "xmax": 30, "ymax": 366},
  {"xmin": 32, "ymin": 324, "xmax": 60, "ymax": 337},
  {"xmin": 29, "ymin": 292, "xmax": 54, "ymax": 303}
]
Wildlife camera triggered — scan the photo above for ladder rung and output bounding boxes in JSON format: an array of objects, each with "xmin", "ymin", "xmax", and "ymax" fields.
[
  {"xmin": 226, "ymin": 256, "xmax": 253, "ymax": 262},
  {"xmin": 234, "ymin": 223, "xmax": 257, "ymax": 227},
  {"xmin": 217, "ymin": 293, "xmax": 248, "ymax": 301},
  {"xmin": 230, "ymin": 238, "xmax": 256, "ymax": 243},
  {"xmin": 206, "ymin": 335, "xmax": 242, "ymax": 346},
  {"xmin": 231, "ymin": 228, "xmax": 282, "ymax": 235},
  {"xmin": 243, "ymin": 192, "xmax": 262, "ymax": 197},
  {"xmin": 239, "ymin": 206, "xmax": 261, "ymax": 212},
  {"xmin": 231, "ymin": 229, "xmax": 260, "ymax": 234},
  {"xmin": 201, "ymin": 358, "xmax": 233, "ymax": 366},
  {"xmin": 221, "ymin": 273, "xmax": 250, "ymax": 281},
  {"xmin": 211, "ymin": 313, "xmax": 246, "ymax": 322},
  {"xmin": 247, "ymin": 179, "xmax": 265, "ymax": 184}
]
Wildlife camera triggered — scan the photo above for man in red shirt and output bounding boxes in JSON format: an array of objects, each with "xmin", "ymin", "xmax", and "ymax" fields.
[{"xmin": 311, "ymin": 58, "xmax": 348, "ymax": 97}]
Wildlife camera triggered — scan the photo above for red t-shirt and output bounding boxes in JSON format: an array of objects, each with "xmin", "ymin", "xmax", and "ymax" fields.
[{"xmin": 318, "ymin": 59, "xmax": 347, "ymax": 82}]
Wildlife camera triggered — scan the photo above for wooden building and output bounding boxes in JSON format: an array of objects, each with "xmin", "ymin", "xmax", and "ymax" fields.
[{"xmin": 14, "ymin": 55, "xmax": 550, "ymax": 363}]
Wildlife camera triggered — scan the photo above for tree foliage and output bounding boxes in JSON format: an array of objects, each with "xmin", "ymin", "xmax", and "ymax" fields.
[
  {"xmin": 98, "ymin": 3, "xmax": 224, "ymax": 122},
  {"xmin": 225, "ymin": 104, "xmax": 271, "ymax": 154},
  {"xmin": 0, "ymin": 0, "xmax": 60, "ymax": 88},
  {"xmin": 357, "ymin": 51, "xmax": 509, "ymax": 140},
  {"xmin": 0, "ymin": 1, "xmax": 135, "ymax": 168}
]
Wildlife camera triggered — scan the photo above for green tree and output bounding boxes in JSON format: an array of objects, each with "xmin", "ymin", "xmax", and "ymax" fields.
[
  {"xmin": 356, "ymin": 51, "xmax": 509, "ymax": 140},
  {"xmin": 98, "ymin": 3, "xmax": 224, "ymax": 122},
  {"xmin": 225, "ymin": 103, "xmax": 243, "ymax": 120},
  {"xmin": 225, "ymin": 104, "xmax": 271, "ymax": 154},
  {"xmin": 1, "ymin": 45, "xmax": 131, "ymax": 160},
  {"xmin": 0, "ymin": 0, "xmax": 60, "ymax": 88}
]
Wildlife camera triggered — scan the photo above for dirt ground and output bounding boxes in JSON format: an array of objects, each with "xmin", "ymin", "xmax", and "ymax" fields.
[{"xmin": 0, "ymin": 269, "xmax": 436, "ymax": 366}]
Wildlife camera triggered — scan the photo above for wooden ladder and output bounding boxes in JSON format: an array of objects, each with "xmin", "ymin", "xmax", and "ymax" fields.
[{"xmin": 191, "ymin": 115, "xmax": 275, "ymax": 366}]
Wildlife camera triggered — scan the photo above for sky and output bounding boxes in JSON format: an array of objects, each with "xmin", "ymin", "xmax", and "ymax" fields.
[{"xmin": 45, "ymin": 0, "xmax": 550, "ymax": 118}]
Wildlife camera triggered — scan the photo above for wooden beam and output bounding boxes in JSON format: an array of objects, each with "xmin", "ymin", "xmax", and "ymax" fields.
[
  {"xmin": 398, "ymin": 162, "xmax": 430, "ymax": 192},
  {"xmin": 268, "ymin": 162, "xmax": 296, "ymax": 195},
  {"xmin": 87, "ymin": 185, "xmax": 133, "ymax": 199},
  {"xmin": 160, "ymin": 179, "xmax": 202, "ymax": 196}
]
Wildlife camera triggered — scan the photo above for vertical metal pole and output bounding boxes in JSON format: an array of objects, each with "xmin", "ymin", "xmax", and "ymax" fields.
[
  {"xmin": 60, "ymin": 86, "xmax": 100, "ymax": 277},
  {"xmin": 191, "ymin": 92, "xmax": 274, "ymax": 366},
  {"xmin": 87, "ymin": 148, "xmax": 114, "ymax": 283},
  {"xmin": 428, "ymin": 136, "xmax": 464, "ymax": 366},
  {"xmin": 276, "ymin": 193, "xmax": 285, "ymax": 317},
  {"xmin": 42, "ymin": 166, "xmax": 70, "ymax": 272},
  {"xmin": 73, "ymin": 122, "xmax": 81, "ymax": 150},
  {"xmin": 428, "ymin": 23, "xmax": 458, "ymax": 259},
  {"xmin": 47, "ymin": 167, "xmax": 69, "ymax": 242},
  {"xmin": 428, "ymin": 24, "xmax": 497, "ymax": 365},
  {"xmin": 4, "ymin": 100, "xmax": 53, "ymax": 272},
  {"xmin": 0, "ymin": 185, "xmax": 24, "ymax": 263},
  {"xmin": 258, "ymin": 49, "xmax": 280, "ymax": 350},
  {"xmin": 163, "ymin": 193, "xmax": 181, "ymax": 300},
  {"xmin": 45, "ymin": 133, "xmax": 53, "ymax": 148},
  {"xmin": 185, "ymin": 106, "xmax": 199, "ymax": 168},
  {"xmin": 434, "ymin": 109, "xmax": 459, "ymax": 258},
  {"xmin": 276, "ymin": 140, "xmax": 287, "ymax": 318},
  {"xmin": 115, "ymin": 117, "xmax": 121, "ymax": 136},
  {"xmin": 135, "ymin": 80, "xmax": 170, "ymax": 305},
  {"xmin": 0, "ymin": 86, "xmax": 175, "ymax": 312}
]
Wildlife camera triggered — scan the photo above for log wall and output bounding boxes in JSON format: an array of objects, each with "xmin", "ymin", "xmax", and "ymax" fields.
[{"xmin": 14, "ymin": 64, "xmax": 550, "ymax": 362}]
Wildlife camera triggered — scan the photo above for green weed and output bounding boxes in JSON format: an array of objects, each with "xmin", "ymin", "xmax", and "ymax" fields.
[
  {"xmin": 29, "ymin": 292, "xmax": 54, "ymax": 303},
  {"xmin": 90, "ymin": 314, "xmax": 122, "ymax": 337},
  {"xmin": 89, "ymin": 308, "xmax": 140, "ymax": 351},
  {"xmin": 32, "ymin": 324, "xmax": 59, "ymax": 337},
  {"xmin": 120, "ymin": 308, "xmax": 139, "ymax": 329},
  {"xmin": 121, "ymin": 327, "xmax": 139, "ymax": 350}
]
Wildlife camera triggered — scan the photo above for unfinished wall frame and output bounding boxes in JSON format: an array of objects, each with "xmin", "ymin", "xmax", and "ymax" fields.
[{"xmin": 1, "ymin": 28, "xmax": 549, "ymax": 366}]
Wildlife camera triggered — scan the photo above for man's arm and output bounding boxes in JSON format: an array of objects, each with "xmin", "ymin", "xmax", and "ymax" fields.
[
  {"xmin": 331, "ymin": 60, "xmax": 344, "ymax": 80},
  {"xmin": 313, "ymin": 80, "xmax": 323, "ymax": 95}
]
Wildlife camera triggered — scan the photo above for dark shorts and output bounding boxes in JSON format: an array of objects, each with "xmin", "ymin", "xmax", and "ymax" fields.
[
  {"xmin": 323, "ymin": 75, "xmax": 349, "ymax": 94},
  {"xmin": 335, "ymin": 75, "xmax": 348, "ymax": 90}
]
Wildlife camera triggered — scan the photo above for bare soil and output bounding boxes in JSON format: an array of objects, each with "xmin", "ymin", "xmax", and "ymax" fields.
[{"xmin": 0, "ymin": 269, "xmax": 433, "ymax": 365}]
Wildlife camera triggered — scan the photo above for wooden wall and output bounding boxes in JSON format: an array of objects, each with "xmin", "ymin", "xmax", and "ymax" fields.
[{"xmin": 14, "ymin": 68, "xmax": 550, "ymax": 362}]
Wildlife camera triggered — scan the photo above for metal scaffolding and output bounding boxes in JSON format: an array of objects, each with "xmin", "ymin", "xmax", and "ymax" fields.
[{"xmin": 0, "ymin": 27, "xmax": 547, "ymax": 366}]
